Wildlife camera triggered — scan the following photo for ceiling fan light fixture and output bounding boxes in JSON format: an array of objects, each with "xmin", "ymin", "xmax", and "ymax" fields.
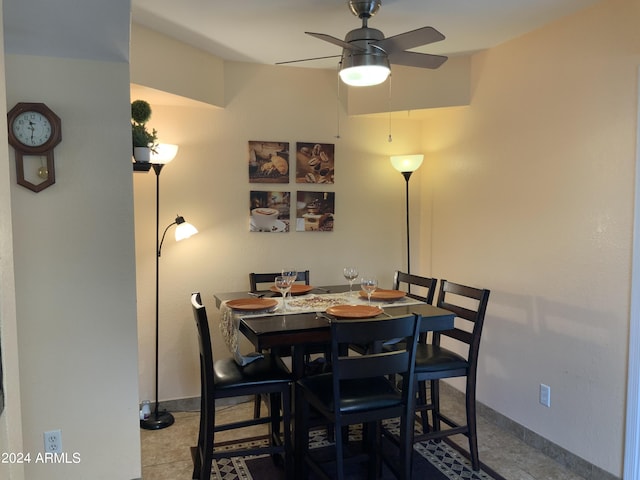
[
  {"xmin": 339, "ymin": 51, "xmax": 390, "ymax": 87},
  {"xmin": 339, "ymin": 64, "xmax": 390, "ymax": 86}
]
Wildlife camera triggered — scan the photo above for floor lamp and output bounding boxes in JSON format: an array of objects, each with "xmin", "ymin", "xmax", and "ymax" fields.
[
  {"xmin": 390, "ymin": 154, "xmax": 424, "ymax": 277},
  {"xmin": 140, "ymin": 146, "xmax": 198, "ymax": 430}
]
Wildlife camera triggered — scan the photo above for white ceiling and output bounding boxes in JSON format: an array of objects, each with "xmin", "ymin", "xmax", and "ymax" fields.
[
  {"xmin": 2, "ymin": 1, "xmax": 600, "ymax": 77},
  {"xmin": 130, "ymin": 0, "xmax": 601, "ymax": 69}
]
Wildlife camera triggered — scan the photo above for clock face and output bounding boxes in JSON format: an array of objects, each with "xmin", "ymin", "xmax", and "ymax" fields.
[{"xmin": 12, "ymin": 111, "xmax": 52, "ymax": 147}]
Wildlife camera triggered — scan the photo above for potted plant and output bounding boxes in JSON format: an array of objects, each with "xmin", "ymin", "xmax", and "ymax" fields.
[{"xmin": 131, "ymin": 99, "xmax": 158, "ymax": 162}]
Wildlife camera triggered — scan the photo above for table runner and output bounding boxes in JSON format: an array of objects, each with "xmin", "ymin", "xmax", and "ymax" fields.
[
  {"xmin": 220, "ymin": 292, "xmax": 426, "ymax": 365},
  {"xmin": 220, "ymin": 302, "xmax": 270, "ymax": 366}
]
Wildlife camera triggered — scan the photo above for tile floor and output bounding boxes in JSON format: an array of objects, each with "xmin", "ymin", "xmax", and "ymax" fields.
[{"xmin": 140, "ymin": 390, "xmax": 588, "ymax": 480}]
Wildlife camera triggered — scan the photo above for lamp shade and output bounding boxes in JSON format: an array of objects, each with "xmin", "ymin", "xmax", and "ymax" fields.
[
  {"xmin": 151, "ymin": 144, "xmax": 179, "ymax": 164},
  {"xmin": 174, "ymin": 216, "xmax": 198, "ymax": 241},
  {"xmin": 390, "ymin": 154, "xmax": 424, "ymax": 173},
  {"xmin": 339, "ymin": 53, "xmax": 390, "ymax": 87}
]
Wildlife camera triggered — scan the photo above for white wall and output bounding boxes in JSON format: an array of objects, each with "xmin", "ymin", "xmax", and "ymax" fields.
[
  {"xmin": 131, "ymin": 58, "xmax": 425, "ymax": 402},
  {"xmin": 419, "ymin": 0, "xmax": 640, "ymax": 476},
  {"xmin": 129, "ymin": 0, "xmax": 640, "ymax": 476},
  {"xmin": 6, "ymin": 55, "xmax": 141, "ymax": 479},
  {"xmin": 131, "ymin": 25, "xmax": 225, "ymax": 107}
]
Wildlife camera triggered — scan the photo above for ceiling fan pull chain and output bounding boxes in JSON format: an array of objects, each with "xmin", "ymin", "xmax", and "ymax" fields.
[
  {"xmin": 336, "ymin": 61, "xmax": 342, "ymax": 139},
  {"xmin": 388, "ymin": 74, "xmax": 393, "ymax": 143}
]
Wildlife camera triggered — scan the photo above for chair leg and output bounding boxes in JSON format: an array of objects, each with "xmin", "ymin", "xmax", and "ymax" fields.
[
  {"xmin": 191, "ymin": 448, "xmax": 201, "ymax": 480},
  {"xmin": 192, "ymin": 415, "xmax": 203, "ymax": 479},
  {"xmin": 431, "ymin": 379, "xmax": 441, "ymax": 431},
  {"xmin": 280, "ymin": 386, "xmax": 293, "ymax": 480},
  {"xmin": 195, "ymin": 394, "xmax": 214, "ymax": 480},
  {"xmin": 334, "ymin": 418, "xmax": 345, "ymax": 480},
  {"xmin": 364, "ymin": 421, "xmax": 380, "ymax": 480},
  {"xmin": 466, "ymin": 379, "xmax": 480, "ymax": 470},
  {"xmin": 295, "ymin": 397, "xmax": 310, "ymax": 480},
  {"xmin": 417, "ymin": 379, "xmax": 430, "ymax": 432},
  {"xmin": 398, "ymin": 411, "xmax": 414, "ymax": 480},
  {"xmin": 253, "ymin": 393, "xmax": 262, "ymax": 418},
  {"xmin": 268, "ymin": 392, "xmax": 282, "ymax": 444}
]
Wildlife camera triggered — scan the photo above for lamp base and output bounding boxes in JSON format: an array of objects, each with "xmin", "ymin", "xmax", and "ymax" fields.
[{"xmin": 140, "ymin": 410, "xmax": 175, "ymax": 430}]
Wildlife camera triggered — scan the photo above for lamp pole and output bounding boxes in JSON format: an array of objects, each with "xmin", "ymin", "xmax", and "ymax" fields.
[
  {"xmin": 140, "ymin": 160, "xmax": 197, "ymax": 430},
  {"xmin": 135, "ymin": 145, "xmax": 193, "ymax": 430},
  {"xmin": 141, "ymin": 163, "xmax": 175, "ymax": 430},
  {"xmin": 390, "ymin": 154, "xmax": 424, "ymax": 278},
  {"xmin": 402, "ymin": 171, "xmax": 413, "ymax": 276}
]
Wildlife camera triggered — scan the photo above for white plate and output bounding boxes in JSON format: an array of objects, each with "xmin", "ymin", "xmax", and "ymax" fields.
[{"xmin": 250, "ymin": 219, "xmax": 287, "ymax": 232}]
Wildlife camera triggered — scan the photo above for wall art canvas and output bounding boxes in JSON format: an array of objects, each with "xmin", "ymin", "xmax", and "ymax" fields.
[
  {"xmin": 250, "ymin": 190, "xmax": 290, "ymax": 232},
  {"xmin": 248, "ymin": 141, "xmax": 290, "ymax": 183},
  {"xmin": 295, "ymin": 142, "xmax": 334, "ymax": 184},
  {"xmin": 296, "ymin": 191, "xmax": 335, "ymax": 232}
]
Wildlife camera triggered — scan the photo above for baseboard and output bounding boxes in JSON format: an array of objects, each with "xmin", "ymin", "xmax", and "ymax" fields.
[
  {"xmin": 153, "ymin": 395, "xmax": 252, "ymax": 414},
  {"xmin": 439, "ymin": 383, "xmax": 619, "ymax": 480}
]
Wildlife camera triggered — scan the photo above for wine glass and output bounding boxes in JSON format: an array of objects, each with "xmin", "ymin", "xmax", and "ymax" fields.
[
  {"xmin": 360, "ymin": 277, "xmax": 378, "ymax": 306},
  {"xmin": 281, "ymin": 269, "xmax": 297, "ymax": 300},
  {"xmin": 275, "ymin": 276, "xmax": 291, "ymax": 312},
  {"xmin": 343, "ymin": 267, "xmax": 359, "ymax": 295}
]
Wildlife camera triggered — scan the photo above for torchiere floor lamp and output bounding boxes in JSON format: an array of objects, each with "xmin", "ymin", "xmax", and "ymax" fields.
[
  {"xmin": 140, "ymin": 146, "xmax": 198, "ymax": 430},
  {"xmin": 390, "ymin": 154, "xmax": 424, "ymax": 277}
]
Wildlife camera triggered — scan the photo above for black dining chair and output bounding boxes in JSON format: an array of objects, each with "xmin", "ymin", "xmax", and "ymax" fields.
[
  {"xmin": 249, "ymin": 270, "xmax": 310, "ymax": 292},
  {"xmin": 409, "ymin": 280, "xmax": 490, "ymax": 471},
  {"xmin": 393, "ymin": 271, "xmax": 437, "ymax": 304},
  {"xmin": 296, "ymin": 313, "xmax": 421, "ymax": 480},
  {"xmin": 350, "ymin": 271, "xmax": 436, "ymax": 357},
  {"xmin": 249, "ymin": 269, "xmax": 325, "ymax": 419},
  {"xmin": 190, "ymin": 292, "xmax": 293, "ymax": 480}
]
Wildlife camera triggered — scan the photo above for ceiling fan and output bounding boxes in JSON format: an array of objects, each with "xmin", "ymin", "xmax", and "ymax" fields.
[{"xmin": 277, "ymin": 0, "xmax": 448, "ymax": 86}]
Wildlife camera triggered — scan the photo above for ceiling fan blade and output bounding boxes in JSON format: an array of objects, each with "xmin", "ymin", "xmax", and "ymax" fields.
[
  {"xmin": 305, "ymin": 32, "xmax": 364, "ymax": 52},
  {"xmin": 276, "ymin": 54, "xmax": 342, "ymax": 65},
  {"xmin": 388, "ymin": 50, "xmax": 448, "ymax": 69},
  {"xmin": 374, "ymin": 26, "xmax": 445, "ymax": 54}
]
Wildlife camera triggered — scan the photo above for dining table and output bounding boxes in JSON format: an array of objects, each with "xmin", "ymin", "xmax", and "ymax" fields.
[
  {"xmin": 214, "ymin": 284, "xmax": 455, "ymax": 378},
  {"xmin": 213, "ymin": 283, "xmax": 456, "ymax": 478}
]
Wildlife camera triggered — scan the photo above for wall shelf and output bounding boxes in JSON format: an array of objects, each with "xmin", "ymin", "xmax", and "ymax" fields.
[{"xmin": 133, "ymin": 162, "xmax": 152, "ymax": 172}]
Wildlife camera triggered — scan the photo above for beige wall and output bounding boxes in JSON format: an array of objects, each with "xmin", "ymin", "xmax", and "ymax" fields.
[
  {"xmin": 131, "ymin": 24, "xmax": 225, "ymax": 107},
  {"xmin": 347, "ymin": 55, "xmax": 472, "ymax": 115},
  {"xmin": 419, "ymin": 0, "xmax": 640, "ymax": 476},
  {"xmin": 132, "ymin": 61, "xmax": 424, "ymax": 403},
  {"xmin": 5, "ymin": 55, "xmax": 141, "ymax": 479},
  {"xmin": 130, "ymin": 0, "xmax": 638, "ymax": 476}
]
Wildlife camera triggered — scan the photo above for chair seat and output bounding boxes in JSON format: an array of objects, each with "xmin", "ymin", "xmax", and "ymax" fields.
[
  {"xmin": 298, "ymin": 372, "xmax": 401, "ymax": 413},
  {"xmin": 415, "ymin": 344, "xmax": 468, "ymax": 372},
  {"xmin": 214, "ymin": 354, "xmax": 291, "ymax": 390}
]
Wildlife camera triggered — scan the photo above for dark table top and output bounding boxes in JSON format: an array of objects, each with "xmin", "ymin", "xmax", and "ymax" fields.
[{"xmin": 213, "ymin": 285, "xmax": 455, "ymax": 352}]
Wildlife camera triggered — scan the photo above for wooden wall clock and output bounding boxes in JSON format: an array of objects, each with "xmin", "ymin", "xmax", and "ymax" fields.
[{"xmin": 7, "ymin": 102, "xmax": 62, "ymax": 192}]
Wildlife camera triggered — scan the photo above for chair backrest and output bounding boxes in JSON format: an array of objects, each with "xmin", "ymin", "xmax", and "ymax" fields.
[
  {"xmin": 393, "ymin": 271, "xmax": 437, "ymax": 304},
  {"xmin": 329, "ymin": 314, "xmax": 420, "ymax": 399},
  {"xmin": 434, "ymin": 280, "xmax": 490, "ymax": 371},
  {"xmin": 191, "ymin": 292, "xmax": 215, "ymax": 395},
  {"xmin": 249, "ymin": 270, "xmax": 310, "ymax": 292}
]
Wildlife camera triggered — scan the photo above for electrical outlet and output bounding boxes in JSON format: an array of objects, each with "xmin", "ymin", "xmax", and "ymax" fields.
[
  {"xmin": 44, "ymin": 429, "xmax": 62, "ymax": 453},
  {"xmin": 540, "ymin": 384, "xmax": 551, "ymax": 407}
]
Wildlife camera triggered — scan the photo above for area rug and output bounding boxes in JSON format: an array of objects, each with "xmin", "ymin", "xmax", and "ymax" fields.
[{"xmin": 209, "ymin": 420, "xmax": 507, "ymax": 480}]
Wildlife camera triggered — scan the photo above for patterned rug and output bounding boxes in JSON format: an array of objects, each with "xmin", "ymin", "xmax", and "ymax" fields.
[{"xmin": 209, "ymin": 420, "xmax": 507, "ymax": 480}]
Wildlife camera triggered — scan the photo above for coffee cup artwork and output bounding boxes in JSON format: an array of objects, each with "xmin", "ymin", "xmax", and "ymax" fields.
[
  {"xmin": 251, "ymin": 208, "xmax": 281, "ymax": 232},
  {"xmin": 249, "ymin": 191, "xmax": 291, "ymax": 233}
]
